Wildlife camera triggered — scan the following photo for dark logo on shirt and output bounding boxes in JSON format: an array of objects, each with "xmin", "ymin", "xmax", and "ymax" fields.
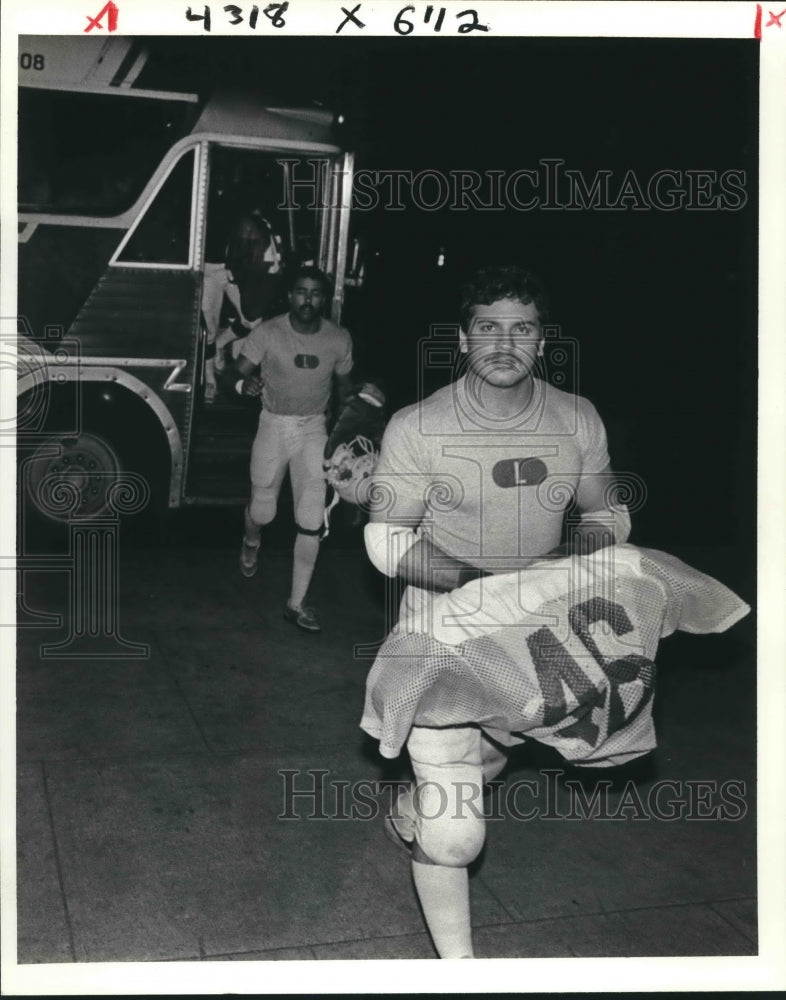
[
  {"xmin": 492, "ymin": 457, "xmax": 548, "ymax": 488},
  {"xmin": 294, "ymin": 354, "xmax": 320, "ymax": 369}
]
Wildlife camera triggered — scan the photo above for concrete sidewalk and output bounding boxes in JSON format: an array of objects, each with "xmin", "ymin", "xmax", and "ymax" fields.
[{"xmin": 15, "ymin": 533, "xmax": 756, "ymax": 963}]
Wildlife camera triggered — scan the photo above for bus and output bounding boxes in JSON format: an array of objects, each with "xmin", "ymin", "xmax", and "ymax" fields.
[{"xmin": 16, "ymin": 36, "xmax": 361, "ymax": 532}]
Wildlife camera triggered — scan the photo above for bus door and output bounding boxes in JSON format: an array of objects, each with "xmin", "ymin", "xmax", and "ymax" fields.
[
  {"xmin": 320, "ymin": 152, "xmax": 355, "ymax": 323},
  {"xmin": 185, "ymin": 144, "xmax": 352, "ymax": 504}
]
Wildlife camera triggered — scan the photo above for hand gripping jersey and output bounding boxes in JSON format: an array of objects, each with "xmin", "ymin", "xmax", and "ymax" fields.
[{"xmin": 360, "ymin": 546, "xmax": 750, "ymax": 767}]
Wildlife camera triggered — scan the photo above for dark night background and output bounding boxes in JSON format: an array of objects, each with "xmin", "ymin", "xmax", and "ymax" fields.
[
  {"xmin": 11, "ymin": 33, "xmax": 764, "ymax": 970},
  {"xmin": 137, "ymin": 35, "xmax": 757, "ymax": 596}
]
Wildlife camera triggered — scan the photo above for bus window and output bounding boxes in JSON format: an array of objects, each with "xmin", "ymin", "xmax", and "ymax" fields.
[
  {"xmin": 18, "ymin": 88, "xmax": 195, "ymax": 217},
  {"xmin": 116, "ymin": 149, "xmax": 195, "ymax": 265}
]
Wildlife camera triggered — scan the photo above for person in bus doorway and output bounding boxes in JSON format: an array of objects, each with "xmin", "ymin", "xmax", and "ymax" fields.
[
  {"xmin": 222, "ymin": 266, "xmax": 354, "ymax": 632},
  {"xmin": 202, "ymin": 210, "xmax": 282, "ymax": 403}
]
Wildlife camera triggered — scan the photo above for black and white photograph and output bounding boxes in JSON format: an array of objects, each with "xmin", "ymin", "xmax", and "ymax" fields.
[{"xmin": 2, "ymin": 0, "xmax": 785, "ymax": 993}]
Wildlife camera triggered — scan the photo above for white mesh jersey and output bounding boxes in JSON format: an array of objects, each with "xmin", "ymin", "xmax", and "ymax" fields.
[
  {"xmin": 240, "ymin": 313, "xmax": 353, "ymax": 416},
  {"xmin": 360, "ymin": 546, "xmax": 750, "ymax": 767},
  {"xmin": 374, "ymin": 376, "xmax": 610, "ymax": 570}
]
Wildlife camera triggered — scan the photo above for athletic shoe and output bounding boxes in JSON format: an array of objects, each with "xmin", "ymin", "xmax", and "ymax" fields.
[
  {"xmin": 239, "ymin": 537, "xmax": 260, "ymax": 578},
  {"xmin": 283, "ymin": 604, "xmax": 321, "ymax": 632}
]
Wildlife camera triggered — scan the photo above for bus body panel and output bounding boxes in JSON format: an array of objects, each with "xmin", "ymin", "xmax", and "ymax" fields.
[
  {"xmin": 68, "ymin": 268, "xmax": 201, "ymax": 364},
  {"xmin": 17, "ymin": 357, "xmax": 186, "ymax": 507},
  {"xmin": 66, "ymin": 267, "xmax": 201, "ymax": 503},
  {"xmin": 18, "ymin": 226, "xmax": 125, "ymax": 342}
]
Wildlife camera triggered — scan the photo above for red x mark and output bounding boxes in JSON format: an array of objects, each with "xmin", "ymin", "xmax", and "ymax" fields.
[
  {"xmin": 85, "ymin": 0, "xmax": 118, "ymax": 32},
  {"xmin": 766, "ymin": 7, "xmax": 786, "ymax": 26}
]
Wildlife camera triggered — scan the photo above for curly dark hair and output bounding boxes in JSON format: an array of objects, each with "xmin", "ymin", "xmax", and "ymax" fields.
[
  {"xmin": 287, "ymin": 265, "xmax": 331, "ymax": 294},
  {"xmin": 459, "ymin": 265, "xmax": 550, "ymax": 329}
]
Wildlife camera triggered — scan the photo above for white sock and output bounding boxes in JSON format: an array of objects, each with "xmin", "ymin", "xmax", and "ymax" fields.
[
  {"xmin": 290, "ymin": 532, "xmax": 320, "ymax": 608},
  {"xmin": 411, "ymin": 861, "xmax": 474, "ymax": 959}
]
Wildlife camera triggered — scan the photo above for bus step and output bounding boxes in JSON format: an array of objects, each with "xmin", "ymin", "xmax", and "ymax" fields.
[
  {"xmin": 185, "ymin": 467, "xmax": 250, "ymax": 491},
  {"xmin": 191, "ymin": 438, "xmax": 254, "ymax": 459},
  {"xmin": 181, "ymin": 494, "xmax": 248, "ymax": 507},
  {"xmin": 196, "ymin": 398, "xmax": 260, "ymax": 428}
]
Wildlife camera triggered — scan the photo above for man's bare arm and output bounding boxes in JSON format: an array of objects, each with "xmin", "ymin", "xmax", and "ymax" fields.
[
  {"xmin": 219, "ymin": 353, "xmax": 263, "ymax": 398},
  {"xmin": 547, "ymin": 464, "xmax": 630, "ymax": 558},
  {"xmin": 373, "ymin": 471, "xmax": 627, "ymax": 593},
  {"xmin": 395, "ymin": 536, "xmax": 490, "ymax": 593},
  {"xmin": 333, "ymin": 370, "xmax": 353, "ymax": 413}
]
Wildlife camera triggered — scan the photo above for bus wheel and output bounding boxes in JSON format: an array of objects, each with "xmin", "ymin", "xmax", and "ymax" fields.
[{"xmin": 24, "ymin": 431, "xmax": 130, "ymax": 521}]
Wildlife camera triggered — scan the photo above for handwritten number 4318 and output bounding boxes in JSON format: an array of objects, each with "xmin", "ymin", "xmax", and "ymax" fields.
[{"xmin": 185, "ymin": 3, "xmax": 289, "ymax": 30}]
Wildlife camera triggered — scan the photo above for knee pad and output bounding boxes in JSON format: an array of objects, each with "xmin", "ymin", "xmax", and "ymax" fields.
[
  {"xmin": 249, "ymin": 486, "xmax": 277, "ymax": 526},
  {"xmin": 417, "ymin": 816, "xmax": 485, "ymax": 868},
  {"xmin": 414, "ymin": 783, "xmax": 486, "ymax": 868},
  {"xmin": 294, "ymin": 485, "xmax": 326, "ymax": 535}
]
